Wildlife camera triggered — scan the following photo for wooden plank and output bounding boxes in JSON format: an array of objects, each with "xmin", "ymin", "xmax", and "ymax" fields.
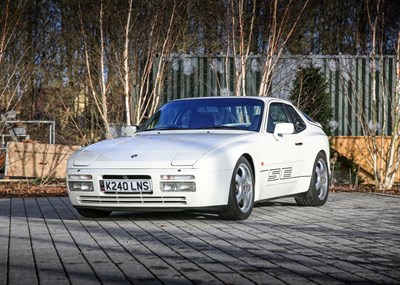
[
  {"xmin": 332, "ymin": 136, "xmax": 400, "ymax": 183},
  {"xmin": 4, "ymin": 142, "xmax": 80, "ymax": 179}
]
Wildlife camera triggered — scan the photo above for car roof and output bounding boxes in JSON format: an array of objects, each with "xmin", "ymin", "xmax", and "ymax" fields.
[{"xmin": 171, "ymin": 96, "xmax": 289, "ymax": 104}]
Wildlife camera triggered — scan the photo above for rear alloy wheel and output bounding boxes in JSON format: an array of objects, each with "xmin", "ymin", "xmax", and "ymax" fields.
[
  {"xmin": 295, "ymin": 152, "xmax": 329, "ymax": 206},
  {"xmin": 219, "ymin": 156, "xmax": 254, "ymax": 220},
  {"xmin": 77, "ymin": 208, "xmax": 111, "ymax": 218}
]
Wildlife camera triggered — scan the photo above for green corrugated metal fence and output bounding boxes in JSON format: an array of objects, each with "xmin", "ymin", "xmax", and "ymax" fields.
[{"xmin": 154, "ymin": 54, "xmax": 396, "ymax": 136}]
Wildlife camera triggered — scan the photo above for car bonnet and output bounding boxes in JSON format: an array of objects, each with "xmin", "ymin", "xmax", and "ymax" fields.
[{"xmin": 71, "ymin": 132, "xmax": 245, "ymax": 168}]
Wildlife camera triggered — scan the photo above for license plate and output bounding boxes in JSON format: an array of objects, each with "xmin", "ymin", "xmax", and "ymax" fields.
[{"xmin": 100, "ymin": 179, "xmax": 152, "ymax": 193}]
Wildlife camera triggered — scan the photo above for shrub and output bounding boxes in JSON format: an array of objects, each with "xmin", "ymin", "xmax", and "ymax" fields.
[{"xmin": 289, "ymin": 65, "xmax": 333, "ymax": 136}]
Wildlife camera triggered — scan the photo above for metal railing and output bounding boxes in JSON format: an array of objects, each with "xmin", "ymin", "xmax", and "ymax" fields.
[{"xmin": 1, "ymin": 120, "xmax": 56, "ymax": 150}]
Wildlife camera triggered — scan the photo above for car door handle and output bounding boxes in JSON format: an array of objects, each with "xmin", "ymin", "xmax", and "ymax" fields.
[{"xmin": 295, "ymin": 142, "xmax": 303, "ymax": 146}]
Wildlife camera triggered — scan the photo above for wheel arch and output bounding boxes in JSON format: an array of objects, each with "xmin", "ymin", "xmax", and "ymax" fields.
[
  {"xmin": 242, "ymin": 153, "xmax": 255, "ymax": 179},
  {"xmin": 317, "ymin": 149, "xmax": 331, "ymax": 174},
  {"xmin": 241, "ymin": 153, "xmax": 263, "ymax": 201},
  {"xmin": 306, "ymin": 148, "xmax": 330, "ymax": 173}
]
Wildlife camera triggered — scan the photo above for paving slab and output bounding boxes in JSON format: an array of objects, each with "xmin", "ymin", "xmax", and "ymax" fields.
[{"xmin": 0, "ymin": 192, "xmax": 399, "ymax": 285}]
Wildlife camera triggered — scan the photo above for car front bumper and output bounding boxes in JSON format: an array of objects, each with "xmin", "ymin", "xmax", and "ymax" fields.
[{"xmin": 67, "ymin": 167, "xmax": 232, "ymax": 210}]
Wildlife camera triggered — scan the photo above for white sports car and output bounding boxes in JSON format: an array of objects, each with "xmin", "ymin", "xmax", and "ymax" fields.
[{"xmin": 67, "ymin": 96, "xmax": 330, "ymax": 220}]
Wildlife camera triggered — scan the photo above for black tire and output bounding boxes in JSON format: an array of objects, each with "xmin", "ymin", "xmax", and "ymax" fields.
[
  {"xmin": 77, "ymin": 208, "xmax": 111, "ymax": 218},
  {"xmin": 219, "ymin": 156, "xmax": 254, "ymax": 220},
  {"xmin": 295, "ymin": 152, "xmax": 329, "ymax": 206}
]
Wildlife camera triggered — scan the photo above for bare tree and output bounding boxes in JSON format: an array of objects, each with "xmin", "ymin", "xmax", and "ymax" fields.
[
  {"xmin": 258, "ymin": 0, "xmax": 309, "ymax": 96},
  {"xmin": 122, "ymin": 0, "xmax": 133, "ymax": 126},
  {"xmin": 226, "ymin": 0, "xmax": 256, "ymax": 96},
  {"xmin": 0, "ymin": 0, "xmax": 31, "ymax": 119},
  {"xmin": 339, "ymin": 0, "xmax": 400, "ymax": 191},
  {"xmin": 360, "ymin": 0, "xmax": 400, "ymax": 190},
  {"xmin": 79, "ymin": 0, "xmax": 112, "ymax": 139},
  {"xmin": 130, "ymin": 1, "xmax": 179, "ymax": 125}
]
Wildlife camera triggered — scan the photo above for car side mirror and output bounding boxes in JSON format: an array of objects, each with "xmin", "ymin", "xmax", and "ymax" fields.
[
  {"xmin": 273, "ymin": 123, "xmax": 294, "ymax": 140},
  {"xmin": 122, "ymin": 125, "xmax": 137, "ymax": 136}
]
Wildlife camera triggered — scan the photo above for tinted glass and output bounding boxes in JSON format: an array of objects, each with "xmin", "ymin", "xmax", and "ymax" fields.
[
  {"xmin": 267, "ymin": 103, "xmax": 306, "ymax": 134},
  {"xmin": 286, "ymin": 105, "xmax": 306, "ymax": 133},
  {"xmin": 267, "ymin": 103, "xmax": 291, "ymax": 133},
  {"xmin": 141, "ymin": 98, "xmax": 264, "ymax": 132}
]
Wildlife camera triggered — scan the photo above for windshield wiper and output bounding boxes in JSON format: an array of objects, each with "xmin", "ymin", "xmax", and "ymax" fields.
[
  {"xmin": 143, "ymin": 125, "xmax": 247, "ymax": 131},
  {"xmin": 203, "ymin": 125, "xmax": 246, "ymax": 130},
  {"xmin": 142, "ymin": 126, "xmax": 185, "ymax": 131}
]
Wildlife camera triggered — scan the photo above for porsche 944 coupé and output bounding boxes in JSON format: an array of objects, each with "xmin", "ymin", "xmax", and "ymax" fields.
[{"xmin": 67, "ymin": 96, "xmax": 330, "ymax": 220}]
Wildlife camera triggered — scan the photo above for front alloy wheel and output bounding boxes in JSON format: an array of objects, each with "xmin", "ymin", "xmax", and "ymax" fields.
[{"xmin": 219, "ymin": 156, "xmax": 254, "ymax": 220}]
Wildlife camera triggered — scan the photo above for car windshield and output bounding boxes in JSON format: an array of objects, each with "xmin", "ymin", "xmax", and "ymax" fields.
[{"xmin": 140, "ymin": 98, "xmax": 264, "ymax": 132}]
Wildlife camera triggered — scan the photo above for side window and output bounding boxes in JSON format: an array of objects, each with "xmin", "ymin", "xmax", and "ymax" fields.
[
  {"xmin": 285, "ymin": 105, "xmax": 306, "ymax": 133},
  {"xmin": 267, "ymin": 103, "xmax": 291, "ymax": 133}
]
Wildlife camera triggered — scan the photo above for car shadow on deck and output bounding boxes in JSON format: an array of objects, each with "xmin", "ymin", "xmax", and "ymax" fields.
[{"xmin": 107, "ymin": 199, "xmax": 298, "ymax": 221}]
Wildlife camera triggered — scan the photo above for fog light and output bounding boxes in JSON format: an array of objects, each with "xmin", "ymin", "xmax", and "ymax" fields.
[
  {"xmin": 160, "ymin": 182, "xmax": 196, "ymax": 192},
  {"xmin": 68, "ymin": 181, "xmax": 94, "ymax": 191}
]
